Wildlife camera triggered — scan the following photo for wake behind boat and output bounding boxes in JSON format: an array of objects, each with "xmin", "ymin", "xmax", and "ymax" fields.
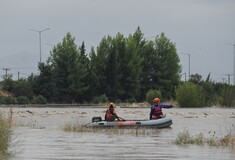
[{"xmin": 86, "ymin": 116, "xmax": 173, "ymax": 128}]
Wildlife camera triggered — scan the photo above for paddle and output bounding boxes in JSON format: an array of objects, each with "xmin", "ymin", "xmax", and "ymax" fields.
[
  {"xmin": 117, "ymin": 116, "xmax": 126, "ymax": 121},
  {"xmin": 115, "ymin": 106, "xmax": 121, "ymax": 109}
]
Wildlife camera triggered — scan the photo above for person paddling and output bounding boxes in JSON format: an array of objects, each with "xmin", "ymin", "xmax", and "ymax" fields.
[
  {"xmin": 149, "ymin": 98, "xmax": 173, "ymax": 120},
  {"xmin": 105, "ymin": 102, "xmax": 121, "ymax": 121}
]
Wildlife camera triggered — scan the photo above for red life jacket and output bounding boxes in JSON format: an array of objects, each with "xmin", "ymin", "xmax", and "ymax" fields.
[
  {"xmin": 105, "ymin": 109, "xmax": 113, "ymax": 121},
  {"xmin": 153, "ymin": 105, "xmax": 163, "ymax": 119}
]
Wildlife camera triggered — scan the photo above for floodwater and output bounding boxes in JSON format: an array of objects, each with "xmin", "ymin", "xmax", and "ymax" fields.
[{"xmin": 1, "ymin": 107, "xmax": 235, "ymax": 159}]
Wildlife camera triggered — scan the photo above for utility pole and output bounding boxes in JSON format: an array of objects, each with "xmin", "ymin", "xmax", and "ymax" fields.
[
  {"xmin": 182, "ymin": 73, "xmax": 186, "ymax": 82},
  {"xmin": 226, "ymin": 74, "xmax": 231, "ymax": 85},
  {"xmin": 233, "ymin": 44, "xmax": 235, "ymax": 85},
  {"xmin": 3, "ymin": 68, "xmax": 10, "ymax": 78},
  {"xmin": 180, "ymin": 53, "xmax": 191, "ymax": 80},
  {"xmin": 222, "ymin": 78, "xmax": 225, "ymax": 83},
  {"xmin": 18, "ymin": 71, "xmax": 20, "ymax": 81}
]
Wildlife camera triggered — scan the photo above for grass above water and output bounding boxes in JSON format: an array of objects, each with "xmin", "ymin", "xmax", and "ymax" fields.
[
  {"xmin": 173, "ymin": 130, "xmax": 235, "ymax": 150},
  {"xmin": 62, "ymin": 122, "xmax": 162, "ymax": 136},
  {"xmin": 0, "ymin": 113, "xmax": 12, "ymax": 158}
]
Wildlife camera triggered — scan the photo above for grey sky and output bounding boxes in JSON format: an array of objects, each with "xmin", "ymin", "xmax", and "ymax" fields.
[{"xmin": 0, "ymin": 0, "xmax": 235, "ymax": 82}]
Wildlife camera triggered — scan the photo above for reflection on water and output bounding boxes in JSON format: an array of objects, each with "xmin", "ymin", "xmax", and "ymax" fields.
[{"xmin": 2, "ymin": 107, "xmax": 235, "ymax": 159}]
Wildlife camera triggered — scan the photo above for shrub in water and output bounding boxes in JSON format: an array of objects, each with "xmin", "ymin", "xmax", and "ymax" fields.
[
  {"xmin": 16, "ymin": 96, "xmax": 29, "ymax": 104},
  {"xmin": 173, "ymin": 130, "xmax": 235, "ymax": 149},
  {"xmin": 220, "ymin": 85, "xmax": 235, "ymax": 107},
  {"xmin": 173, "ymin": 131, "xmax": 206, "ymax": 146},
  {"xmin": 146, "ymin": 89, "xmax": 162, "ymax": 104},
  {"xmin": 92, "ymin": 94, "xmax": 108, "ymax": 103},
  {"xmin": 0, "ymin": 96, "xmax": 15, "ymax": 105},
  {"xmin": 173, "ymin": 130, "xmax": 193, "ymax": 145},
  {"xmin": 176, "ymin": 82, "xmax": 205, "ymax": 107},
  {"xmin": 194, "ymin": 133, "xmax": 204, "ymax": 145},
  {"xmin": 32, "ymin": 95, "xmax": 47, "ymax": 104},
  {"xmin": 0, "ymin": 97, "xmax": 4, "ymax": 104}
]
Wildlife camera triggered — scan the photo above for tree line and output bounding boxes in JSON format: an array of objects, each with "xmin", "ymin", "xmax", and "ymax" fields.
[
  {"xmin": 1, "ymin": 27, "xmax": 234, "ymax": 107},
  {"xmin": 0, "ymin": 27, "xmax": 181, "ymax": 103}
]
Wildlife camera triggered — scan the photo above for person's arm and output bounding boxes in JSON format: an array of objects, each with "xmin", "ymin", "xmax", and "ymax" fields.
[
  {"xmin": 159, "ymin": 104, "xmax": 173, "ymax": 108},
  {"xmin": 113, "ymin": 110, "xmax": 120, "ymax": 121},
  {"xmin": 113, "ymin": 113, "xmax": 120, "ymax": 120}
]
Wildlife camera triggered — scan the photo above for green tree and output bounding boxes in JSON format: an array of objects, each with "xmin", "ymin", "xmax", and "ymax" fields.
[
  {"xmin": 88, "ymin": 47, "xmax": 99, "ymax": 101},
  {"xmin": 92, "ymin": 32, "xmax": 143, "ymax": 102},
  {"xmin": 71, "ymin": 41, "xmax": 90, "ymax": 102},
  {"xmin": 105, "ymin": 35, "xmax": 120, "ymax": 100},
  {"xmin": 32, "ymin": 62, "xmax": 56, "ymax": 102},
  {"xmin": 140, "ymin": 33, "xmax": 181, "ymax": 100},
  {"xmin": 2, "ymin": 74, "xmax": 14, "ymax": 92},
  {"xmin": 139, "ymin": 40, "xmax": 156, "ymax": 100},
  {"xmin": 49, "ymin": 32, "xmax": 88, "ymax": 103},
  {"xmin": 189, "ymin": 73, "xmax": 202, "ymax": 84},
  {"xmin": 122, "ymin": 34, "xmax": 142, "ymax": 101},
  {"xmin": 154, "ymin": 33, "xmax": 181, "ymax": 98},
  {"xmin": 12, "ymin": 78, "xmax": 34, "ymax": 100},
  {"xmin": 92, "ymin": 36, "xmax": 113, "ymax": 99}
]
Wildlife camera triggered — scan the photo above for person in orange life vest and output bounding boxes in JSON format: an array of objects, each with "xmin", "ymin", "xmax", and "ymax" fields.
[
  {"xmin": 149, "ymin": 98, "xmax": 173, "ymax": 120},
  {"xmin": 105, "ymin": 102, "xmax": 120, "ymax": 121}
]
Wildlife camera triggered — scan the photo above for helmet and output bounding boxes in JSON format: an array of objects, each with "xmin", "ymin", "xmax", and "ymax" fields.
[
  {"xmin": 153, "ymin": 98, "xmax": 160, "ymax": 103},
  {"xmin": 109, "ymin": 102, "xmax": 114, "ymax": 107}
]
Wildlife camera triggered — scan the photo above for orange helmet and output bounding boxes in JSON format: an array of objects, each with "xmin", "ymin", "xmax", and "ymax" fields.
[
  {"xmin": 109, "ymin": 102, "xmax": 114, "ymax": 107},
  {"xmin": 153, "ymin": 98, "xmax": 160, "ymax": 103}
]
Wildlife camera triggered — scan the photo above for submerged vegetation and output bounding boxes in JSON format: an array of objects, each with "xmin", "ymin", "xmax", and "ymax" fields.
[
  {"xmin": 173, "ymin": 130, "xmax": 235, "ymax": 149},
  {"xmin": 62, "ymin": 121, "xmax": 160, "ymax": 136}
]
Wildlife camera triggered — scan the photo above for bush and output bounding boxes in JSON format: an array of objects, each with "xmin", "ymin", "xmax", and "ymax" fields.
[
  {"xmin": 0, "ymin": 96, "xmax": 15, "ymax": 105},
  {"xmin": 176, "ymin": 82, "xmax": 205, "ymax": 107},
  {"xmin": 124, "ymin": 97, "xmax": 137, "ymax": 103},
  {"xmin": 0, "ymin": 97, "xmax": 4, "ymax": 104},
  {"xmin": 146, "ymin": 89, "xmax": 162, "ymax": 104},
  {"xmin": 12, "ymin": 79, "xmax": 34, "ymax": 100},
  {"xmin": 92, "ymin": 94, "xmax": 109, "ymax": 103},
  {"xmin": 220, "ymin": 86, "xmax": 235, "ymax": 107},
  {"xmin": 16, "ymin": 96, "xmax": 29, "ymax": 104},
  {"xmin": 32, "ymin": 95, "xmax": 47, "ymax": 104}
]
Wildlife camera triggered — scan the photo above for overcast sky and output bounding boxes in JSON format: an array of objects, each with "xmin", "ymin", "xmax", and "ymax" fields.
[{"xmin": 0, "ymin": 0, "xmax": 235, "ymax": 83}]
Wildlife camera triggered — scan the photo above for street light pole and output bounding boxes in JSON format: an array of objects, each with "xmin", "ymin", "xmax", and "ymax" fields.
[
  {"xmin": 180, "ymin": 72, "xmax": 187, "ymax": 82},
  {"xmin": 29, "ymin": 28, "xmax": 50, "ymax": 63},
  {"xmin": 226, "ymin": 43, "xmax": 235, "ymax": 85},
  {"xmin": 180, "ymin": 53, "xmax": 191, "ymax": 80},
  {"xmin": 233, "ymin": 44, "xmax": 235, "ymax": 85}
]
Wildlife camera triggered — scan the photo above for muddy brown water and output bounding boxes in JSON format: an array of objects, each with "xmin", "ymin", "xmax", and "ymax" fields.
[{"xmin": 1, "ymin": 107, "xmax": 235, "ymax": 159}]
